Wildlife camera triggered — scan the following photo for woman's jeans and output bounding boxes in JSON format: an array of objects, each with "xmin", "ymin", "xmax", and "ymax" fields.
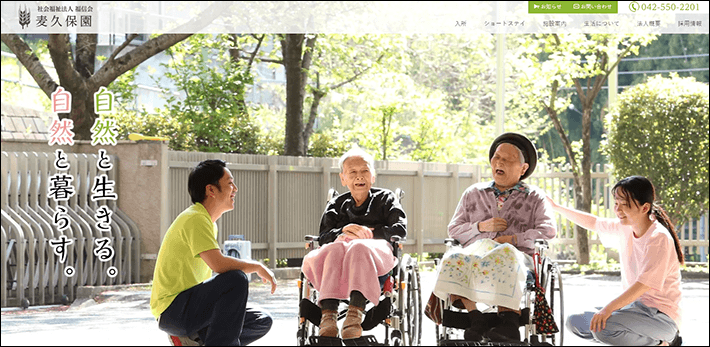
[
  {"xmin": 567, "ymin": 300, "xmax": 678, "ymax": 345},
  {"xmin": 158, "ymin": 270, "xmax": 273, "ymax": 346}
]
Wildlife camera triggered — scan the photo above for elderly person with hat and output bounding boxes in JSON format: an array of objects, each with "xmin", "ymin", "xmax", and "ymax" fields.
[{"xmin": 431, "ymin": 132, "xmax": 557, "ymax": 342}]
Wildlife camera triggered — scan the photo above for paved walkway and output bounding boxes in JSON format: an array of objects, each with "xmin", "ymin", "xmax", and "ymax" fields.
[{"xmin": 1, "ymin": 271, "xmax": 707, "ymax": 346}]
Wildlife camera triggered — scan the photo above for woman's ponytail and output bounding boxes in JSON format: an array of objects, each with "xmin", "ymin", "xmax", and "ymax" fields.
[{"xmin": 652, "ymin": 203, "xmax": 685, "ymax": 265}]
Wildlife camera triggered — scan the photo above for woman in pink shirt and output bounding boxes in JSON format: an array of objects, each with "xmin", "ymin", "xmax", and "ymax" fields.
[{"xmin": 547, "ymin": 176, "xmax": 683, "ymax": 346}]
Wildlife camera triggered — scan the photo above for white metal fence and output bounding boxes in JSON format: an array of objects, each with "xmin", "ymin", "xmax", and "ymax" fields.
[
  {"xmin": 167, "ymin": 152, "xmax": 709, "ymax": 265},
  {"xmin": 1, "ymin": 151, "xmax": 141, "ymax": 308}
]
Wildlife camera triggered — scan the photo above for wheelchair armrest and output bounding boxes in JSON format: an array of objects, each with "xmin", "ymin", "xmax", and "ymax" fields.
[
  {"xmin": 304, "ymin": 235, "xmax": 320, "ymax": 242},
  {"xmin": 389, "ymin": 235, "xmax": 405, "ymax": 259},
  {"xmin": 444, "ymin": 238, "xmax": 460, "ymax": 247}
]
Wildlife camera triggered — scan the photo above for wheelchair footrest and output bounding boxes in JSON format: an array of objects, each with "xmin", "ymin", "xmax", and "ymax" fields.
[
  {"xmin": 307, "ymin": 335, "xmax": 383, "ymax": 346},
  {"xmin": 308, "ymin": 336, "xmax": 343, "ymax": 346},
  {"xmin": 438, "ymin": 340, "xmax": 531, "ymax": 346},
  {"xmin": 343, "ymin": 335, "xmax": 382, "ymax": 346},
  {"xmin": 300, "ymin": 299, "xmax": 322, "ymax": 326},
  {"xmin": 361, "ymin": 297, "xmax": 391, "ymax": 331},
  {"xmin": 440, "ymin": 308, "xmax": 530, "ymax": 330},
  {"xmin": 442, "ymin": 310, "xmax": 471, "ymax": 330}
]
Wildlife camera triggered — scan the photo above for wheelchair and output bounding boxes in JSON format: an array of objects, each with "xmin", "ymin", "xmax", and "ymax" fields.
[
  {"xmin": 297, "ymin": 188, "xmax": 422, "ymax": 346},
  {"xmin": 434, "ymin": 238, "xmax": 564, "ymax": 346}
]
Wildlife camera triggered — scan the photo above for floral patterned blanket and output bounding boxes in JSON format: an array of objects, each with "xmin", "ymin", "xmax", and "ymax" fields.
[{"xmin": 433, "ymin": 239, "xmax": 527, "ymax": 309}]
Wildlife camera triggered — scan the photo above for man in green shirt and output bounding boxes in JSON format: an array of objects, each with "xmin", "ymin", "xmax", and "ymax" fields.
[{"xmin": 150, "ymin": 159, "xmax": 277, "ymax": 345}]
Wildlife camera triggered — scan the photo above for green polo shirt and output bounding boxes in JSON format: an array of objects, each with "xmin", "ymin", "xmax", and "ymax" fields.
[{"xmin": 150, "ymin": 203, "xmax": 220, "ymax": 319}]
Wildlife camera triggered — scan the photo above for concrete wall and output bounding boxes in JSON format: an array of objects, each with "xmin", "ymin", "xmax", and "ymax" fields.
[{"xmin": 1, "ymin": 139, "xmax": 167, "ymax": 282}]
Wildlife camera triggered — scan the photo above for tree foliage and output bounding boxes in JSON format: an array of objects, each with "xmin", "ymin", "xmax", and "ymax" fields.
[
  {"xmin": 233, "ymin": 33, "xmax": 400, "ymax": 156},
  {"xmin": 532, "ymin": 34, "xmax": 708, "ymax": 166},
  {"xmin": 350, "ymin": 103, "xmax": 403, "ymax": 161},
  {"xmin": 109, "ymin": 34, "xmax": 275, "ymax": 154},
  {"xmin": 619, "ymin": 34, "xmax": 709, "ymax": 86},
  {"xmin": 407, "ymin": 34, "xmax": 496, "ymax": 119},
  {"xmin": 604, "ymin": 74, "xmax": 709, "ymax": 225},
  {"xmin": 516, "ymin": 33, "xmax": 657, "ymax": 264},
  {"xmin": 157, "ymin": 34, "xmax": 263, "ymax": 153},
  {"xmin": 307, "ymin": 131, "xmax": 350, "ymax": 158}
]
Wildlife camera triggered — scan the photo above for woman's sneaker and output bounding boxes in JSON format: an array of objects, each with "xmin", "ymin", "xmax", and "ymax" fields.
[{"xmin": 669, "ymin": 331, "xmax": 682, "ymax": 346}]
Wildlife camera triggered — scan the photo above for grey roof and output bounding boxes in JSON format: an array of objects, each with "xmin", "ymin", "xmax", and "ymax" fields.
[{"xmin": 1, "ymin": 103, "xmax": 57, "ymax": 141}]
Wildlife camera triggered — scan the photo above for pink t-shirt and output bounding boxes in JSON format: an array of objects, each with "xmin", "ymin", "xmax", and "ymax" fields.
[{"xmin": 595, "ymin": 218, "xmax": 682, "ymax": 327}]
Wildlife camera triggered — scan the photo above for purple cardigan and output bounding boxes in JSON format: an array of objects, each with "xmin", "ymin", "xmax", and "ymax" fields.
[{"xmin": 448, "ymin": 181, "xmax": 557, "ymax": 256}]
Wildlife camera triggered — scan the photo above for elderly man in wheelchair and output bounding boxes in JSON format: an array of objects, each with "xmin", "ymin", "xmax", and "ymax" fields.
[
  {"xmin": 428, "ymin": 133, "xmax": 560, "ymax": 345},
  {"xmin": 299, "ymin": 147, "xmax": 421, "ymax": 346}
]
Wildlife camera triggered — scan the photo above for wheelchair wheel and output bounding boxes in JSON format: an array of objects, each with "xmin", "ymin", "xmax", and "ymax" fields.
[
  {"xmin": 542, "ymin": 261, "xmax": 564, "ymax": 346},
  {"xmin": 399, "ymin": 254, "xmax": 422, "ymax": 346},
  {"xmin": 297, "ymin": 272, "xmax": 318, "ymax": 346}
]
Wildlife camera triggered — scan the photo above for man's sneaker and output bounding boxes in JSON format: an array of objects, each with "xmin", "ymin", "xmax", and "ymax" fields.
[{"xmin": 167, "ymin": 334, "xmax": 203, "ymax": 346}]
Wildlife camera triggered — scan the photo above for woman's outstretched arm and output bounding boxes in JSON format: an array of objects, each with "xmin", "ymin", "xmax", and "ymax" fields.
[{"xmin": 545, "ymin": 195, "xmax": 598, "ymax": 231}]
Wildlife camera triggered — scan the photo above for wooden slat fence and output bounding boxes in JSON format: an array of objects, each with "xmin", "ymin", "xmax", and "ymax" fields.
[{"xmin": 167, "ymin": 152, "xmax": 708, "ymax": 266}]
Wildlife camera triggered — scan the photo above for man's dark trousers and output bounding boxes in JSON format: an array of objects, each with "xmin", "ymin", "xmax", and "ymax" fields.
[{"xmin": 158, "ymin": 270, "xmax": 273, "ymax": 345}]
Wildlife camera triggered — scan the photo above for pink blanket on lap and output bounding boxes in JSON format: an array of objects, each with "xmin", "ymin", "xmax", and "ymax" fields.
[{"xmin": 302, "ymin": 238, "xmax": 396, "ymax": 305}]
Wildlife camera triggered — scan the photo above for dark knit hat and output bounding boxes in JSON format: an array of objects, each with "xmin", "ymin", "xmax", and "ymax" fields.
[{"xmin": 489, "ymin": 132, "xmax": 537, "ymax": 180}]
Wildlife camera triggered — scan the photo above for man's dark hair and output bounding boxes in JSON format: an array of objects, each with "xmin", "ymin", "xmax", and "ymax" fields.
[{"xmin": 188, "ymin": 159, "xmax": 227, "ymax": 204}]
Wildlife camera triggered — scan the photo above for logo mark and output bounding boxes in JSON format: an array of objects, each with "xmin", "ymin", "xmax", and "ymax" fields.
[{"xmin": 19, "ymin": 5, "xmax": 30, "ymax": 29}]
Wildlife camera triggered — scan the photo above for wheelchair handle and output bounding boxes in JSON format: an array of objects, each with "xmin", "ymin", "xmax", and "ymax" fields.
[
  {"xmin": 534, "ymin": 239, "xmax": 549, "ymax": 250},
  {"xmin": 389, "ymin": 235, "xmax": 404, "ymax": 243},
  {"xmin": 394, "ymin": 188, "xmax": 405, "ymax": 202},
  {"xmin": 444, "ymin": 238, "xmax": 460, "ymax": 247},
  {"xmin": 304, "ymin": 235, "xmax": 320, "ymax": 242}
]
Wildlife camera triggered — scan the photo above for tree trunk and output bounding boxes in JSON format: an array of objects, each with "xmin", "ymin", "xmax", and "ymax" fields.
[
  {"xmin": 543, "ymin": 79, "xmax": 590, "ymax": 265},
  {"xmin": 302, "ymin": 89, "xmax": 325, "ymax": 155},
  {"xmin": 282, "ymin": 34, "xmax": 306, "ymax": 156},
  {"xmin": 550, "ymin": 108, "xmax": 590, "ymax": 265},
  {"xmin": 381, "ymin": 111, "xmax": 390, "ymax": 160},
  {"xmin": 382, "ymin": 117, "xmax": 388, "ymax": 161},
  {"xmin": 228, "ymin": 34, "xmax": 254, "ymax": 117},
  {"xmin": 578, "ymin": 103, "xmax": 593, "ymax": 264},
  {"xmin": 573, "ymin": 57, "xmax": 609, "ymax": 265},
  {"xmin": 73, "ymin": 34, "xmax": 98, "ymax": 140},
  {"xmin": 46, "ymin": 34, "xmax": 94, "ymax": 140},
  {"xmin": 1, "ymin": 33, "xmax": 58, "ymax": 97},
  {"xmin": 75, "ymin": 34, "xmax": 98, "ymax": 79}
]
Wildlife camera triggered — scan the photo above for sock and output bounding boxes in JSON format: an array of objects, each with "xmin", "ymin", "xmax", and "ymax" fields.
[
  {"xmin": 320, "ymin": 299, "xmax": 339, "ymax": 311},
  {"xmin": 349, "ymin": 291, "xmax": 366, "ymax": 309}
]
